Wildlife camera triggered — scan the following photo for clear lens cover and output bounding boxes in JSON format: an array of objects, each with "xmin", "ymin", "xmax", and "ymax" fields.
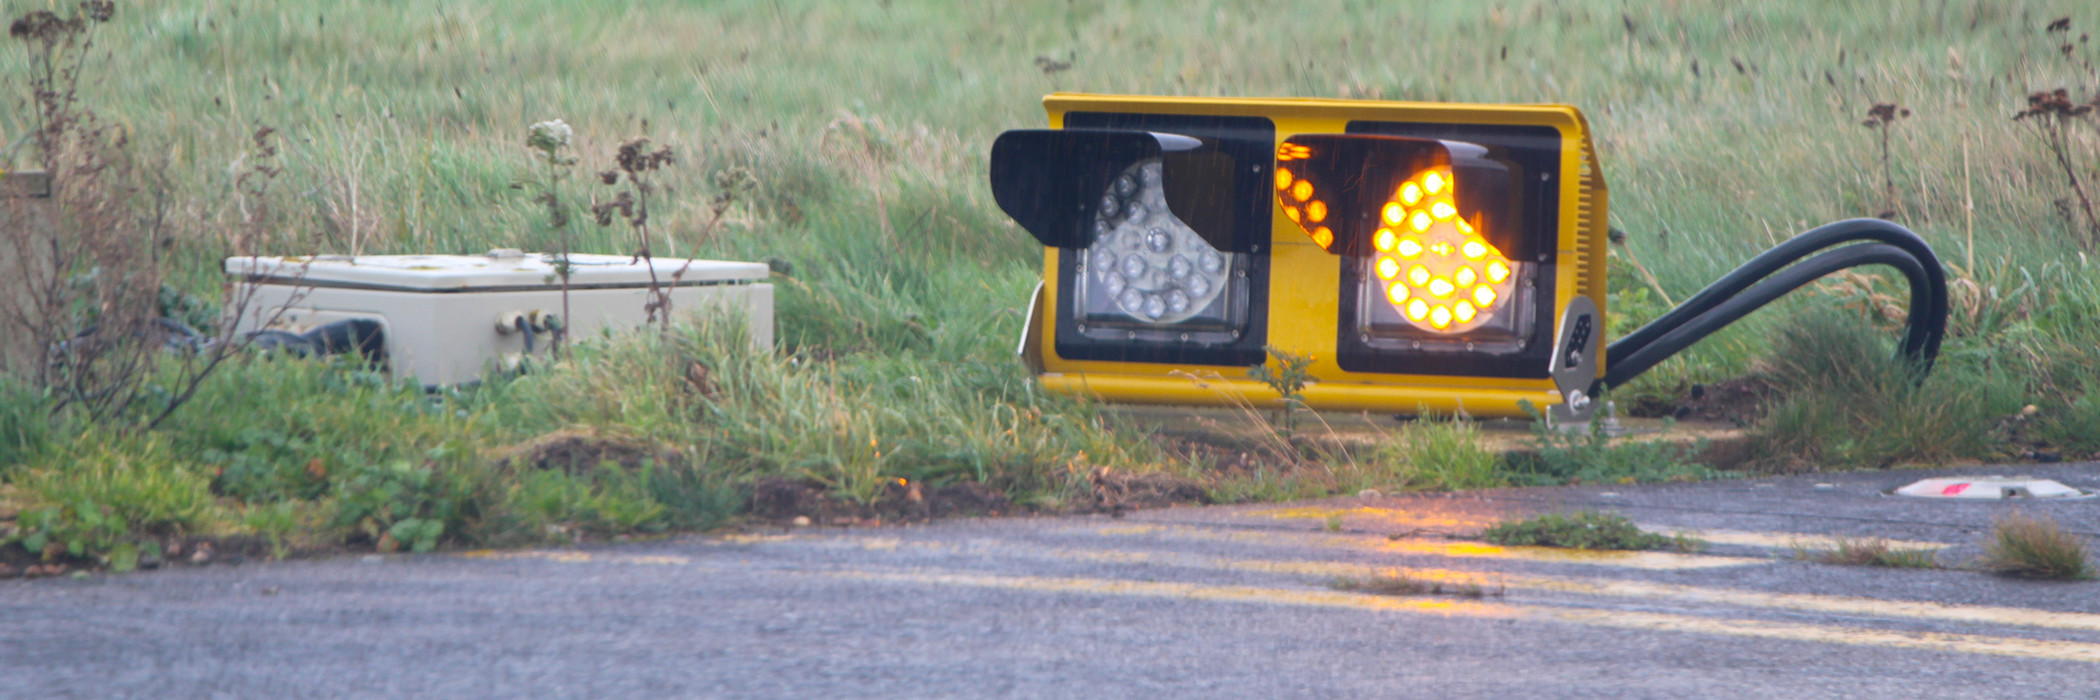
[
  {"xmin": 1072, "ymin": 159, "xmax": 1246, "ymax": 341},
  {"xmin": 1348, "ymin": 166, "xmax": 1533, "ymax": 354},
  {"xmin": 1358, "ymin": 255, "xmax": 1533, "ymax": 354}
]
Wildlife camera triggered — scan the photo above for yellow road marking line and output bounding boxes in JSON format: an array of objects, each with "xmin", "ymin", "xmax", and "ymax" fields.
[
  {"xmin": 1091, "ymin": 523, "xmax": 1763, "ymax": 570},
  {"xmin": 834, "ymin": 568, "xmax": 2100, "ymax": 664},
  {"xmin": 461, "ymin": 537, "xmax": 2100, "ymax": 643},
  {"xmin": 716, "ymin": 534, "xmax": 799, "ymax": 545},
  {"xmin": 1248, "ymin": 508, "xmax": 1955, "ymax": 551},
  {"xmin": 455, "ymin": 550, "xmax": 691, "ymax": 566},
  {"xmin": 1652, "ymin": 528, "xmax": 1952, "ymax": 552},
  {"xmin": 1176, "ymin": 555, "xmax": 2100, "ymax": 634},
  {"xmin": 1253, "ymin": 506, "xmax": 1500, "ymax": 530},
  {"xmin": 719, "ymin": 536, "xmax": 2100, "ymax": 635}
]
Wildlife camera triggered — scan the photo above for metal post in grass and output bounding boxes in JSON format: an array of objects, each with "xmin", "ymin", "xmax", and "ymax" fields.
[{"xmin": 0, "ymin": 170, "xmax": 53, "ymax": 378}]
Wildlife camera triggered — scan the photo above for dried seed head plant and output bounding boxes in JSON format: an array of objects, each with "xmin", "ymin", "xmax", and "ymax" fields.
[
  {"xmin": 593, "ymin": 137, "xmax": 680, "ymax": 329},
  {"xmin": 2016, "ymin": 18, "xmax": 2100, "ymax": 250},
  {"xmin": 3, "ymin": 2, "xmax": 292, "ymax": 431},
  {"xmin": 1859, "ymin": 102, "xmax": 1911, "ymax": 220},
  {"xmin": 3, "ymin": 1, "xmax": 162, "ymax": 420},
  {"xmin": 522, "ymin": 118, "xmax": 578, "ymax": 356},
  {"xmin": 588, "ymin": 134, "xmax": 753, "ymax": 332}
]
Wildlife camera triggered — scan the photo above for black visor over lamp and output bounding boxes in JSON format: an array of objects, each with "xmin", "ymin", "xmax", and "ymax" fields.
[
  {"xmin": 989, "ymin": 128, "xmax": 1256, "ymax": 254},
  {"xmin": 1272, "ymin": 134, "xmax": 1523, "ymax": 260},
  {"xmin": 990, "ymin": 114, "xmax": 1278, "ymax": 369}
]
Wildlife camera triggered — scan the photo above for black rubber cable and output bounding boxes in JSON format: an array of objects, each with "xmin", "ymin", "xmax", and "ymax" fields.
[
  {"xmin": 1597, "ymin": 218, "xmax": 1948, "ymax": 392},
  {"xmin": 515, "ymin": 316, "xmax": 536, "ymax": 355},
  {"xmin": 1609, "ymin": 219, "xmax": 1946, "ymax": 366},
  {"xmin": 1595, "ymin": 242, "xmax": 1939, "ymax": 393}
]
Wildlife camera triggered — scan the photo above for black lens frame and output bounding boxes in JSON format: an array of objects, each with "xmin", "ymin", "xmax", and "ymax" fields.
[
  {"xmin": 1049, "ymin": 112, "xmax": 1276, "ymax": 367},
  {"xmin": 1333, "ymin": 121, "xmax": 1563, "ymax": 379}
]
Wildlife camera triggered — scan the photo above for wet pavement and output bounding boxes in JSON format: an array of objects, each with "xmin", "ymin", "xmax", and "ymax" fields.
[{"xmin": 4, "ymin": 463, "xmax": 2099, "ymax": 698}]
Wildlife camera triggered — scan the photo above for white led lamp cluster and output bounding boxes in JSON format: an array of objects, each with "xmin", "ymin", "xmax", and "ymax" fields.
[{"xmin": 1073, "ymin": 159, "xmax": 1243, "ymax": 338}]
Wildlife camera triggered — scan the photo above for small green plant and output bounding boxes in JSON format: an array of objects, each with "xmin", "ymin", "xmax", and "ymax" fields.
[
  {"xmin": 1330, "ymin": 573, "xmax": 1500, "ymax": 598},
  {"xmin": 1323, "ymin": 514, "xmax": 1345, "ymax": 532},
  {"xmin": 6, "ymin": 432, "xmax": 218, "ymax": 566},
  {"xmin": 0, "ymin": 377, "xmax": 56, "ymax": 474},
  {"xmin": 509, "ymin": 460, "xmax": 670, "ymax": 538},
  {"xmin": 1749, "ymin": 308, "xmax": 2002, "ymax": 470},
  {"xmin": 1248, "ymin": 346, "xmax": 1315, "ymax": 433},
  {"xmin": 1387, "ymin": 416, "xmax": 1502, "ymax": 491},
  {"xmin": 242, "ymin": 501, "xmax": 302, "ymax": 561},
  {"xmin": 2034, "ymin": 376, "xmax": 2100, "ymax": 455},
  {"xmin": 332, "ymin": 457, "xmax": 474, "ymax": 554},
  {"xmin": 1353, "ymin": 415, "xmax": 1503, "ymax": 492},
  {"xmin": 1980, "ymin": 512, "xmax": 2094, "ymax": 580},
  {"xmin": 1506, "ymin": 401, "xmax": 1715, "ymax": 486},
  {"xmin": 1482, "ymin": 511, "xmax": 1703, "ymax": 552},
  {"xmin": 1793, "ymin": 536, "xmax": 1939, "ymax": 569},
  {"xmin": 166, "ymin": 355, "xmax": 470, "ymax": 504}
]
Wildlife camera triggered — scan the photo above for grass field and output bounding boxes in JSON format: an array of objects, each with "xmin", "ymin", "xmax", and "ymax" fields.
[{"xmin": 3, "ymin": 0, "xmax": 2099, "ymax": 567}]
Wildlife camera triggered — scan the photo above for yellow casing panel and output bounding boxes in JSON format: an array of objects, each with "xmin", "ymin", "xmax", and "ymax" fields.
[{"xmin": 1028, "ymin": 94, "xmax": 1609, "ymax": 418}]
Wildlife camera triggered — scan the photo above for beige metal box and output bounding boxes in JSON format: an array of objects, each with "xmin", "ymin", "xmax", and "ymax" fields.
[{"xmin": 226, "ymin": 250, "xmax": 773, "ymax": 385}]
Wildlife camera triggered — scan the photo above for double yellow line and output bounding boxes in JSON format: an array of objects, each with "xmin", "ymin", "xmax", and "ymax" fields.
[
  {"xmin": 460, "ymin": 523, "xmax": 2100, "ymax": 665},
  {"xmin": 1096, "ymin": 523, "xmax": 1762, "ymax": 570},
  {"xmin": 831, "ymin": 568, "xmax": 2100, "ymax": 664}
]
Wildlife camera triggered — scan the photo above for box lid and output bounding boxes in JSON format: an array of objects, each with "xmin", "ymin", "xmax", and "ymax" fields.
[{"xmin": 224, "ymin": 250, "xmax": 769, "ymax": 291}]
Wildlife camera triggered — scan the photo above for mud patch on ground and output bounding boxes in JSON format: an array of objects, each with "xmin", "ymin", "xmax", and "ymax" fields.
[
  {"xmin": 501, "ymin": 428, "xmax": 685, "ymax": 474},
  {"xmin": 1640, "ymin": 376, "xmax": 1774, "ymax": 426},
  {"xmin": 748, "ymin": 477, "xmax": 1013, "ymax": 526},
  {"xmin": 0, "ymin": 530, "xmax": 288, "ymax": 580},
  {"xmin": 1085, "ymin": 467, "xmax": 1212, "ymax": 513}
]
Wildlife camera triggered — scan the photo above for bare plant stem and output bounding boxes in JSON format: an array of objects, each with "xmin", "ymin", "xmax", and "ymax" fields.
[
  {"xmin": 1878, "ymin": 124, "xmax": 1896, "ymax": 215},
  {"xmin": 1962, "ymin": 135, "xmax": 1974, "ymax": 272},
  {"xmin": 546, "ymin": 156, "xmax": 571, "ymax": 358},
  {"xmin": 2042, "ymin": 120, "xmax": 2100, "ymax": 248},
  {"xmin": 9, "ymin": 5, "xmax": 285, "ymax": 431},
  {"xmin": 634, "ymin": 178, "xmax": 670, "ymax": 332}
]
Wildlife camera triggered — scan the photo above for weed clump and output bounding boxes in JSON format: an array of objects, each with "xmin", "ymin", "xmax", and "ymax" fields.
[
  {"xmin": 0, "ymin": 377, "xmax": 55, "ymax": 474},
  {"xmin": 1481, "ymin": 511, "xmax": 1702, "ymax": 552},
  {"xmin": 5, "ymin": 432, "xmax": 220, "ymax": 570},
  {"xmin": 1503, "ymin": 402, "xmax": 1716, "ymax": 486},
  {"xmin": 1749, "ymin": 309, "xmax": 2000, "ymax": 470},
  {"xmin": 1794, "ymin": 536, "xmax": 1939, "ymax": 569},
  {"xmin": 1247, "ymin": 346, "xmax": 1315, "ymax": 433},
  {"xmin": 1367, "ymin": 416, "xmax": 1503, "ymax": 491},
  {"xmin": 1330, "ymin": 573, "xmax": 1500, "ymax": 599},
  {"xmin": 1980, "ymin": 512, "xmax": 2094, "ymax": 580},
  {"xmin": 2033, "ymin": 378, "xmax": 2100, "ymax": 456}
]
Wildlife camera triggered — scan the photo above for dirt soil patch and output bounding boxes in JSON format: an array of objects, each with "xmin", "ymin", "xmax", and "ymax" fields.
[
  {"xmin": 1084, "ymin": 466, "xmax": 1212, "ymax": 513},
  {"xmin": 748, "ymin": 477, "xmax": 1013, "ymax": 526},
  {"xmin": 0, "ymin": 529, "xmax": 283, "ymax": 580},
  {"xmin": 1646, "ymin": 376, "xmax": 1774, "ymax": 426},
  {"xmin": 502, "ymin": 428, "xmax": 685, "ymax": 474}
]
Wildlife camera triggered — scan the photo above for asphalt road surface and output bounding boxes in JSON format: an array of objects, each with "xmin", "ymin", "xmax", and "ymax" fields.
[{"xmin": 6, "ymin": 464, "xmax": 2100, "ymax": 698}]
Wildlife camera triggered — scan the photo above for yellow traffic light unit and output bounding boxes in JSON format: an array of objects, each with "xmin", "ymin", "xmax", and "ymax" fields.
[{"xmin": 990, "ymin": 93, "xmax": 1949, "ymax": 424}]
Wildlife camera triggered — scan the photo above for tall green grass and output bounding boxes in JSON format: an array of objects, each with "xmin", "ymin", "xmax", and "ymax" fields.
[{"xmin": 5, "ymin": 0, "xmax": 2100, "ymax": 558}]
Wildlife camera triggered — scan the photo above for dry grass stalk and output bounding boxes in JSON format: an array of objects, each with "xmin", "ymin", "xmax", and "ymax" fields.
[
  {"xmin": 1981, "ymin": 512, "xmax": 2094, "ymax": 580},
  {"xmin": 1331, "ymin": 573, "xmax": 1501, "ymax": 599},
  {"xmin": 1797, "ymin": 536, "xmax": 1939, "ymax": 569}
]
